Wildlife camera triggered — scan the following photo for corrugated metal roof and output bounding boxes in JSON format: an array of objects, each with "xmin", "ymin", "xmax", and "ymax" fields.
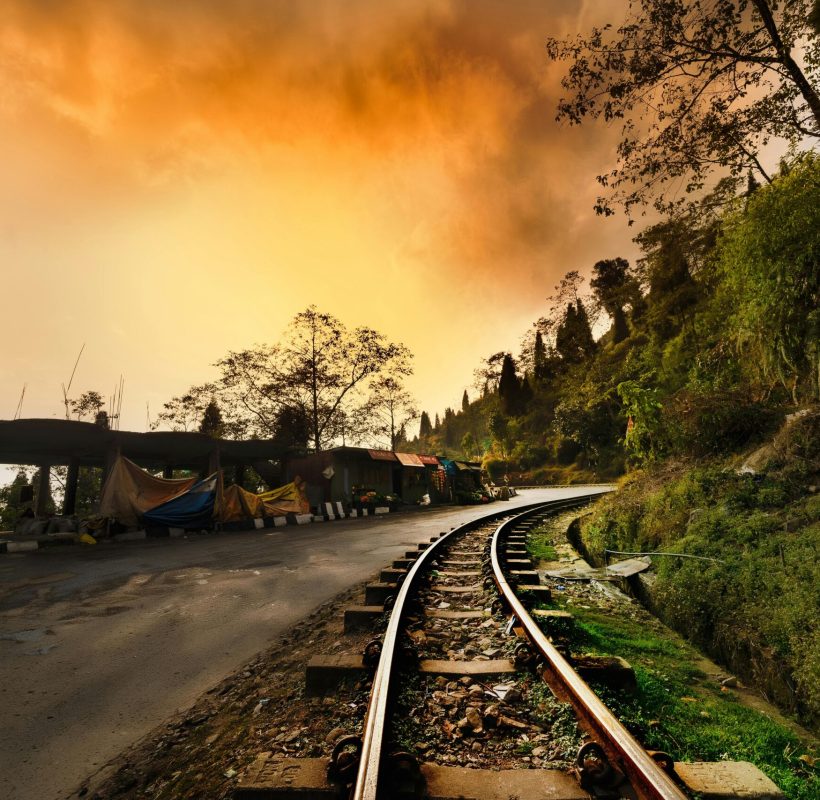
[
  {"xmin": 367, "ymin": 449, "xmax": 397, "ymax": 462},
  {"xmin": 417, "ymin": 454, "xmax": 440, "ymax": 466},
  {"xmin": 395, "ymin": 452, "xmax": 424, "ymax": 467}
]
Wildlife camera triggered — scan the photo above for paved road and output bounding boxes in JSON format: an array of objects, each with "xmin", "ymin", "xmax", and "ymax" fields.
[{"xmin": 0, "ymin": 487, "xmax": 610, "ymax": 800}]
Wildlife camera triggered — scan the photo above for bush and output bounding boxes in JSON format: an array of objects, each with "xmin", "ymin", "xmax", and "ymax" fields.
[{"xmin": 665, "ymin": 390, "xmax": 779, "ymax": 456}]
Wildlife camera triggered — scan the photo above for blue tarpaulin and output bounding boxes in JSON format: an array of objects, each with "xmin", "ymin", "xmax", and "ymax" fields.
[
  {"xmin": 438, "ymin": 458, "xmax": 458, "ymax": 477},
  {"xmin": 142, "ymin": 474, "xmax": 218, "ymax": 529}
]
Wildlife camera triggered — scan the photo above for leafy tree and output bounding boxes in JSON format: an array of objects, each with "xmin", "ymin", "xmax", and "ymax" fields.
[
  {"xmin": 473, "ymin": 351, "xmax": 507, "ymax": 392},
  {"xmin": 363, "ymin": 375, "xmax": 419, "ymax": 450},
  {"xmin": 547, "ymin": 0, "xmax": 820, "ymax": 216},
  {"xmin": 461, "ymin": 432, "xmax": 477, "ymax": 459},
  {"xmin": 157, "ymin": 307, "xmax": 411, "ymax": 449},
  {"xmin": 0, "ymin": 469, "xmax": 32, "ymax": 529},
  {"xmin": 590, "ymin": 258, "xmax": 636, "ymax": 344},
  {"xmin": 70, "ymin": 391, "xmax": 105, "ymax": 421},
  {"xmin": 418, "ymin": 411, "xmax": 433, "ymax": 438},
  {"xmin": 635, "ymin": 220, "xmax": 700, "ymax": 339},
  {"xmin": 617, "ymin": 380, "xmax": 664, "ymax": 462},
  {"xmin": 556, "ymin": 301, "xmax": 596, "ymax": 363},
  {"xmin": 717, "ymin": 153, "xmax": 820, "ymax": 400},
  {"xmin": 199, "ymin": 400, "xmax": 224, "ymax": 438},
  {"xmin": 154, "ymin": 383, "xmax": 219, "ymax": 433}
]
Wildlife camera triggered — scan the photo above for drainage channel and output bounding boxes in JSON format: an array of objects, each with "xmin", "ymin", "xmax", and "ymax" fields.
[{"xmin": 235, "ymin": 495, "xmax": 710, "ymax": 799}]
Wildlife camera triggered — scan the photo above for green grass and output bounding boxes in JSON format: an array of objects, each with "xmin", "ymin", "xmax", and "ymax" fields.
[
  {"xmin": 544, "ymin": 606, "xmax": 819, "ymax": 799},
  {"xmin": 526, "ymin": 522, "xmax": 560, "ymax": 563}
]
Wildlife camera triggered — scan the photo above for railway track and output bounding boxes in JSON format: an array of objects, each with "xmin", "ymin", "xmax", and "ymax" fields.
[{"xmin": 324, "ymin": 495, "xmax": 688, "ymax": 800}]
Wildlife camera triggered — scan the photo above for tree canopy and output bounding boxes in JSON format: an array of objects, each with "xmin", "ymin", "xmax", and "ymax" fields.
[
  {"xmin": 155, "ymin": 307, "xmax": 412, "ymax": 450},
  {"xmin": 547, "ymin": 0, "xmax": 820, "ymax": 216}
]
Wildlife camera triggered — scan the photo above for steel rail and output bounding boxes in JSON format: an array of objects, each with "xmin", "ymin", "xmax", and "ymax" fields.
[
  {"xmin": 491, "ymin": 507, "xmax": 689, "ymax": 800},
  {"xmin": 351, "ymin": 492, "xmax": 607, "ymax": 800}
]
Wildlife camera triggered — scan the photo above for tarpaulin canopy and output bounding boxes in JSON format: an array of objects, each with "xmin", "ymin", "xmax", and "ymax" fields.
[
  {"xmin": 368, "ymin": 449, "xmax": 397, "ymax": 462},
  {"xmin": 99, "ymin": 456, "xmax": 197, "ymax": 527},
  {"xmin": 220, "ymin": 478, "xmax": 309, "ymax": 522},
  {"xmin": 438, "ymin": 457, "xmax": 458, "ymax": 477},
  {"xmin": 395, "ymin": 452, "xmax": 424, "ymax": 468},
  {"xmin": 143, "ymin": 474, "xmax": 219, "ymax": 529}
]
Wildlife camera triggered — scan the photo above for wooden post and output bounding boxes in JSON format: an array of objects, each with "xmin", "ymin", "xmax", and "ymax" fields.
[
  {"xmin": 64, "ymin": 458, "xmax": 80, "ymax": 515},
  {"xmin": 208, "ymin": 445, "xmax": 221, "ymax": 476}
]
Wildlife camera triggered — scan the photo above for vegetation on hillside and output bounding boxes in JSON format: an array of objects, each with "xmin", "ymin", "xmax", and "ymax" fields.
[{"xmin": 408, "ymin": 154, "xmax": 819, "ymax": 486}]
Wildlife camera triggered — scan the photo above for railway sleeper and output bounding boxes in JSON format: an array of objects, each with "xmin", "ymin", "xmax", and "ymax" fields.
[{"xmin": 235, "ymin": 754, "xmax": 785, "ymax": 800}]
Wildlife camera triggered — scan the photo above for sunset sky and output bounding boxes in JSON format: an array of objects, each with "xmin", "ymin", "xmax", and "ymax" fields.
[{"xmin": 0, "ymin": 0, "xmax": 641, "ymax": 435}]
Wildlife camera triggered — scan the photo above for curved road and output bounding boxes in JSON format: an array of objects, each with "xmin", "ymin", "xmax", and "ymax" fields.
[{"xmin": 0, "ymin": 487, "xmax": 610, "ymax": 800}]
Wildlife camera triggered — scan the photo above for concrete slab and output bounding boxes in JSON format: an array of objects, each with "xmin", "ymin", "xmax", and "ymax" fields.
[
  {"xmin": 674, "ymin": 761, "xmax": 785, "ymax": 799},
  {"xmin": 343, "ymin": 606, "xmax": 385, "ymax": 633},
  {"xmin": 572, "ymin": 655, "xmax": 636, "ymax": 691},
  {"xmin": 440, "ymin": 559, "xmax": 479, "ymax": 567},
  {"xmin": 517, "ymin": 584, "xmax": 552, "ymax": 602},
  {"xmin": 419, "ymin": 659, "xmax": 516, "ymax": 677},
  {"xmin": 606, "ymin": 557, "xmax": 652, "ymax": 578},
  {"xmin": 533, "ymin": 609, "xmax": 574, "ymax": 621},
  {"xmin": 425, "ymin": 610, "xmax": 488, "ymax": 619},
  {"xmin": 380, "ymin": 568, "xmax": 407, "ymax": 583},
  {"xmin": 365, "ymin": 582, "xmax": 397, "ymax": 605},
  {"xmin": 234, "ymin": 757, "xmax": 587, "ymax": 800},
  {"xmin": 272, "ymin": 516, "xmax": 287, "ymax": 527},
  {"xmin": 393, "ymin": 558, "xmax": 415, "ymax": 570},
  {"xmin": 421, "ymin": 764, "xmax": 587, "ymax": 800},
  {"xmin": 510, "ymin": 570, "xmax": 541, "ymax": 582},
  {"xmin": 507, "ymin": 558, "xmax": 534, "ymax": 567},
  {"xmin": 236, "ymin": 755, "xmax": 336, "ymax": 798},
  {"xmin": 437, "ymin": 570, "xmax": 480, "ymax": 578},
  {"xmin": 305, "ymin": 654, "xmax": 367, "ymax": 695},
  {"xmin": 434, "ymin": 585, "xmax": 478, "ymax": 594}
]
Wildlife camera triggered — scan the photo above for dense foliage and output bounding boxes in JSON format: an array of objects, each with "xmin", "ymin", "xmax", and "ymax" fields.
[{"xmin": 409, "ymin": 154, "xmax": 820, "ymax": 483}]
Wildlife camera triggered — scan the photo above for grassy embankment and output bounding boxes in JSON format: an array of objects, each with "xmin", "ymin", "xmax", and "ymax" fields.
[{"xmin": 526, "ymin": 508, "xmax": 819, "ymax": 800}]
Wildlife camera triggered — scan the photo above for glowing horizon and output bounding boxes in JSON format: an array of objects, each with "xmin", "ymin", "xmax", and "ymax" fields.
[{"xmin": 0, "ymin": 1, "xmax": 640, "ymax": 435}]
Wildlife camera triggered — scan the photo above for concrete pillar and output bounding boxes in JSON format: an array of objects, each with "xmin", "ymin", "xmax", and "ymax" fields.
[
  {"xmin": 64, "ymin": 459, "xmax": 80, "ymax": 515},
  {"xmin": 35, "ymin": 464, "xmax": 52, "ymax": 517}
]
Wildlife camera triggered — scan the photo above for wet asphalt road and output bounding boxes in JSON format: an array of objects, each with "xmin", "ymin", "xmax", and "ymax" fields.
[{"xmin": 0, "ymin": 487, "xmax": 610, "ymax": 800}]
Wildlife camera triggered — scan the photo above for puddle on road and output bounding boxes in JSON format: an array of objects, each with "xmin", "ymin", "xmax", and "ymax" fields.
[
  {"xmin": 25, "ymin": 644, "xmax": 59, "ymax": 656},
  {"xmin": 0, "ymin": 628, "xmax": 56, "ymax": 643}
]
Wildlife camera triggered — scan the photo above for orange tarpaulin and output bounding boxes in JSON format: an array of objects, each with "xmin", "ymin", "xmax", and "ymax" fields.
[
  {"xmin": 219, "ymin": 477, "xmax": 309, "ymax": 522},
  {"xmin": 99, "ymin": 456, "xmax": 196, "ymax": 527}
]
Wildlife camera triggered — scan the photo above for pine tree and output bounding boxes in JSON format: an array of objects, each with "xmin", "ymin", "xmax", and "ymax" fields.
[
  {"xmin": 533, "ymin": 331, "xmax": 548, "ymax": 381},
  {"xmin": 199, "ymin": 400, "xmax": 225, "ymax": 438},
  {"xmin": 498, "ymin": 354, "xmax": 522, "ymax": 416},
  {"xmin": 419, "ymin": 411, "xmax": 433, "ymax": 438},
  {"xmin": 461, "ymin": 390, "xmax": 469, "ymax": 413},
  {"xmin": 434, "ymin": 413, "xmax": 441, "ymax": 431},
  {"xmin": 556, "ymin": 301, "xmax": 595, "ymax": 363}
]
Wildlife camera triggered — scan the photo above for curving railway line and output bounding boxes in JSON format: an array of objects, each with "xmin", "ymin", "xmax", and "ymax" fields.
[{"xmin": 327, "ymin": 494, "xmax": 689, "ymax": 800}]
